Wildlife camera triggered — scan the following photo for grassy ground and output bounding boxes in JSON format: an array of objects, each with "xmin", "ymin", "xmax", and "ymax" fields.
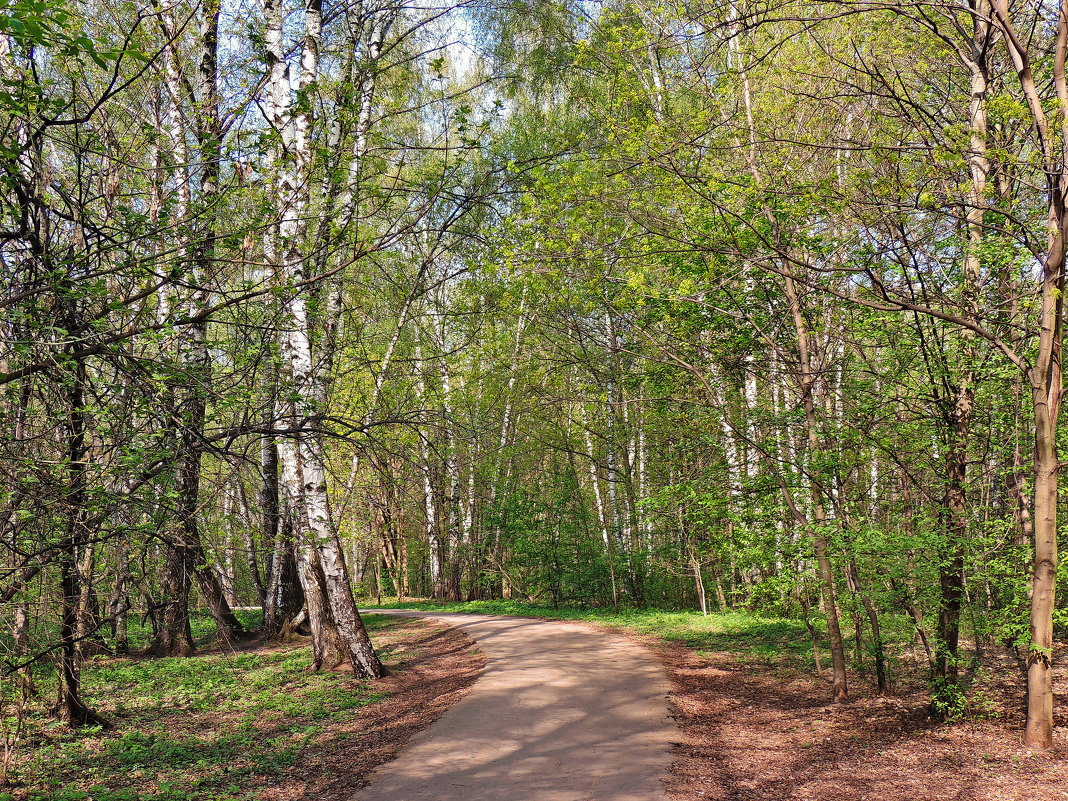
[
  {"xmin": 361, "ymin": 599, "xmax": 859, "ymax": 676},
  {"xmin": 360, "ymin": 599, "xmax": 941, "ymax": 692},
  {"xmin": 361, "ymin": 599, "xmax": 841, "ymax": 669},
  {"xmin": 2, "ymin": 614, "xmax": 405, "ymax": 801}
]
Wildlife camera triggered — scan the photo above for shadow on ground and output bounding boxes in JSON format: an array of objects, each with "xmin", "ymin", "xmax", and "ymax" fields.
[{"xmin": 657, "ymin": 641, "xmax": 1068, "ymax": 801}]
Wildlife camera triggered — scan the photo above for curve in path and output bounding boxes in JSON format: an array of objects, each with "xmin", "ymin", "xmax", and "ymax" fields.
[{"xmin": 353, "ymin": 611, "xmax": 677, "ymax": 801}]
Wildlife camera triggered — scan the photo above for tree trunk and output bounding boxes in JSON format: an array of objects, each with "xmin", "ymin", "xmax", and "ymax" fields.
[
  {"xmin": 415, "ymin": 343, "xmax": 445, "ymax": 598},
  {"xmin": 440, "ymin": 342, "xmax": 463, "ymax": 603},
  {"xmin": 583, "ymin": 416, "xmax": 619, "ymax": 608},
  {"xmin": 691, "ymin": 550, "xmax": 708, "ymax": 616},
  {"xmin": 264, "ymin": 0, "xmax": 382, "ymax": 679},
  {"xmin": 75, "ymin": 542, "xmax": 102, "ymax": 658},
  {"xmin": 236, "ymin": 479, "xmax": 267, "ymax": 609},
  {"xmin": 993, "ymin": 0, "xmax": 1066, "ymax": 749},
  {"xmin": 934, "ymin": 1, "xmax": 988, "ymax": 702},
  {"xmin": 58, "ymin": 360, "xmax": 107, "ymax": 727},
  {"xmin": 155, "ymin": 541, "xmax": 195, "ymax": 656},
  {"xmin": 110, "ymin": 532, "xmax": 130, "ymax": 656},
  {"xmin": 1026, "ymin": 374, "xmax": 1059, "ymax": 747},
  {"xmin": 293, "ymin": 535, "xmax": 345, "ymax": 669},
  {"xmin": 14, "ymin": 602, "xmax": 35, "ymax": 701},
  {"xmin": 261, "ymin": 423, "xmax": 287, "ymax": 633},
  {"xmin": 797, "ymin": 582, "xmax": 824, "ymax": 675},
  {"xmin": 848, "ymin": 558, "xmax": 888, "ymax": 693},
  {"xmin": 156, "ymin": 1, "xmax": 244, "ymax": 652},
  {"xmin": 784, "ymin": 273, "xmax": 849, "ymax": 703}
]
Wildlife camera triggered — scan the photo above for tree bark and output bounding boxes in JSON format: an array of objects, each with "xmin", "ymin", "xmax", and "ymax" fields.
[
  {"xmin": 784, "ymin": 273, "xmax": 849, "ymax": 703},
  {"xmin": 933, "ymin": 0, "xmax": 990, "ymax": 702},
  {"xmin": 155, "ymin": 2, "xmax": 243, "ymax": 653},
  {"xmin": 58, "ymin": 359, "xmax": 107, "ymax": 727},
  {"xmin": 109, "ymin": 529, "xmax": 130, "ymax": 655},
  {"xmin": 264, "ymin": 0, "xmax": 382, "ymax": 678},
  {"xmin": 993, "ymin": 0, "xmax": 1066, "ymax": 748}
]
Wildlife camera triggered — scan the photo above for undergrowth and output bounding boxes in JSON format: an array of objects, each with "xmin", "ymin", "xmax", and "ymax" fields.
[{"xmin": 1, "ymin": 614, "xmax": 399, "ymax": 801}]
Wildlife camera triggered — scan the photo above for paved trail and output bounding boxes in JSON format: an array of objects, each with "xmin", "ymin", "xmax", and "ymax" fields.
[{"xmin": 352, "ymin": 611, "xmax": 676, "ymax": 801}]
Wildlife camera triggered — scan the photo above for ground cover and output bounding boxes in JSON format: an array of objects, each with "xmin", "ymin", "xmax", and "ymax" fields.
[{"xmin": 2, "ymin": 613, "xmax": 483, "ymax": 801}]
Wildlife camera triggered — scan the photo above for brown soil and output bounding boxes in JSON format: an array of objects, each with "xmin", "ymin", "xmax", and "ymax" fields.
[
  {"xmin": 260, "ymin": 617, "xmax": 485, "ymax": 800},
  {"xmin": 647, "ymin": 639, "xmax": 1068, "ymax": 801}
]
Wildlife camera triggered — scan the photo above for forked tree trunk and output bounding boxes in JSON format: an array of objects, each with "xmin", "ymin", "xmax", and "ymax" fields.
[
  {"xmin": 264, "ymin": 0, "xmax": 381, "ymax": 679},
  {"xmin": 292, "ymin": 523, "xmax": 345, "ymax": 670}
]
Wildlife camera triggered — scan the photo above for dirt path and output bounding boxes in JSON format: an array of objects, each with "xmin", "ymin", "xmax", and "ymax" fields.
[{"xmin": 353, "ymin": 611, "xmax": 677, "ymax": 801}]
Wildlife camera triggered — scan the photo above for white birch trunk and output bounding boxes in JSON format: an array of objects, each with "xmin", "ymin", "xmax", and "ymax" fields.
[
  {"xmin": 264, "ymin": 0, "xmax": 380, "ymax": 678},
  {"xmin": 415, "ymin": 342, "xmax": 443, "ymax": 595}
]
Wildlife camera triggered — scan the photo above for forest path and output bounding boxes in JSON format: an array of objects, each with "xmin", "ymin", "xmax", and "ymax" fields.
[{"xmin": 352, "ymin": 611, "xmax": 677, "ymax": 801}]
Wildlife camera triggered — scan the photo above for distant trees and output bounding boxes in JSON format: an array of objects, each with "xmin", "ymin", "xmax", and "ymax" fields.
[{"xmin": 455, "ymin": 0, "xmax": 1066, "ymax": 745}]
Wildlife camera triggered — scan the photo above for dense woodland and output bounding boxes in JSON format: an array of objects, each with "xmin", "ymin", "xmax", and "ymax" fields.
[{"xmin": 1, "ymin": 0, "xmax": 1066, "ymax": 768}]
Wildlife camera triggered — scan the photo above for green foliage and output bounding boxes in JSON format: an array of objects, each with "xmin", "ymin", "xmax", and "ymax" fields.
[
  {"xmin": 930, "ymin": 677, "xmax": 969, "ymax": 722},
  {"xmin": 11, "ymin": 621, "xmax": 393, "ymax": 799},
  {"xmin": 931, "ymin": 674, "xmax": 999, "ymax": 724},
  {"xmin": 1, "ymin": 0, "xmax": 1062, "ymax": 762}
]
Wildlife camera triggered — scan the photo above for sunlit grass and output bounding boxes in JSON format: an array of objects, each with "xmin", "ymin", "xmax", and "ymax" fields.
[
  {"xmin": 360, "ymin": 599, "xmax": 823, "ymax": 667},
  {"xmin": 2, "ymin": 614, "xmax": 399, "ymax": 801}
]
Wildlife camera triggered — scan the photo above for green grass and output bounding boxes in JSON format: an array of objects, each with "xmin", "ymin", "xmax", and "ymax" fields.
[
  {"xmin": 361, "ymin": 599, "xmax": 934, "ymax": 693},
  {"xmin": 126, "ymin": 608, "xmax": 267, "ymax": 652},
  {"xmin": 1, "ymin": 608, "xmax": 268, "ymax": 704},
  {"xmin": 3, "ymin": 614, "xmax": 400, "ymax": 801},
  {"xmin": 360, "ymin": 599, "xmax": 823, "ymax": 668}
]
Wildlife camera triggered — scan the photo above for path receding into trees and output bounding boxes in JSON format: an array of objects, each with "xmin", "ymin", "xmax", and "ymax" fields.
[{"xmin": 352, "ymin": 611, "xmax": 677, "ymax": 801}]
